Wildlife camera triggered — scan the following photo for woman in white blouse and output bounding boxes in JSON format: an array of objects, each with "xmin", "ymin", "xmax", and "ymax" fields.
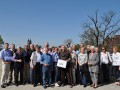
[
  {"xmin": 100, "ymin": 47, "xmax": 112, "ymax": 83},
  {"xmin": 78, "ymin": 47, "xmax": 88, "ymax": 87},
  {"xmin": 112, "ymin": 46, "xmax": 120, "ymax": 86}
]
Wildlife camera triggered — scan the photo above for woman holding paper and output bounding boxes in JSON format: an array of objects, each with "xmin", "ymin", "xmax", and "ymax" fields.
[{"xmin": 112, "ymin": 46, "xmax": 120, "ymax": 86}]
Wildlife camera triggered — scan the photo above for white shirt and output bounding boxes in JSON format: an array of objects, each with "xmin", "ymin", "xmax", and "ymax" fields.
[
  {"xmin": 100, "ymin": 52, "xmax": 112, "ymax": 64},
  {"xmin": 30, "ymin": 51, "xmax": 41, "ymax": 65},
  {"xmin": 112, "ymin": 52, "xmax": 120, "ymax": 66}
]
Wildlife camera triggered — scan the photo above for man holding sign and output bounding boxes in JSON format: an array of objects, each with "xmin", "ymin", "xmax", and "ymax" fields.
[{"xmin": 57, "ymin": 45, "xmax": 72, "ymax": 88}]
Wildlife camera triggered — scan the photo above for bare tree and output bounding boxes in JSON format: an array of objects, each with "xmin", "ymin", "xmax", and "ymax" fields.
[
  {"xmin": 80, "ymin": 10, "xmax": 120, "ymax": 47},
  {"xmin": 64, "ymin": 39, "xmax": 73, "ymax": 48}
]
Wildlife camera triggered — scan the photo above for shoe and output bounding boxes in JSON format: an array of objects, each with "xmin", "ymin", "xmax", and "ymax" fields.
[
  {"xmin": 48, "ymin": 85, "xmax": 51, "ymax": 87},
  {"xmin": 1, "ymin": 85, "xmax": 6, "ymax": 88},
  {"xmin": 55, "ymin": 83, "xmax": 59, "ymax": 87},
  {"xmin": 69, "ymin": 85, "xmax": 73, "ymax": 88},
  {"xmin": 83, "ymin": 84, "xmax": 87, "ymax": 87},
  {"xmin": 33, "ymin": 84, "xmax": 37, "ymax": 87},
  {"xmin": 15, "ymin": 84, "xmax": 18, "ymax": 87},
  {"xmin": 23, "ymin": 82, "xmax": 26, "ymax": 85},
  {"xmin": 72, "ymin": 84, "xmax": 76, "ymax": 86},
  {"xmin": 80, "ymin": 83, "xmax": 83, "ymax": 85},
  {"xmin": 30, "ymin": 83, "xmax": 33, "ymax": 85},
  {"xmin": 61, "ymin": 84, "xmax": 65, "ymax": 87},
  {"xmin": 19, "ymin": 82, "xmax": 23, "ymax": 85},
  {"xmin": 5, "ymin": 83, "xmax": 10, "ymax": 86},
  {"xmin": 116, "ymin": 82, "xmax": 120, "ymax": 86},
  {"xmin": 93, "ymin": 86, "xmax": 98, "ymax": 89},
  {"xmin": 90, "ymin": 84, "xmax": 94, "ymax": 87},
  {"xmin": 43, "ymin": 86, "xmax": 46, "ymax": 89},
  {"xmin": 27, "ymin": 81, "xmax": 30, "ymax": 84},
  {"xmin": 8, "ymin": 81, "xmax": 12, "ymax": 85}
]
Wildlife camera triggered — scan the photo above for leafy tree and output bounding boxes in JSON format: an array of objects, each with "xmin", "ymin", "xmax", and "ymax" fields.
[{"xmin": 0, "ymin": 35, "xmax": 4, "ymax": 50}]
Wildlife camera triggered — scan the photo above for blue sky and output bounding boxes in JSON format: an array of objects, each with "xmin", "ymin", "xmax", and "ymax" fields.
[{"xmin": 0, "ymin": 0, "xmax": 120, "ymax": 47}]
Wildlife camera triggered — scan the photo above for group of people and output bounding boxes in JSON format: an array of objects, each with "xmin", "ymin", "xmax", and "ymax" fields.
[{"xmin": 0, "ymin": 42, "xmax": 120, "ymax": 89}]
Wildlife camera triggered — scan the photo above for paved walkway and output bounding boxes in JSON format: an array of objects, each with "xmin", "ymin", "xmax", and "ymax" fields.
[{"xmin": 0, "ymin": 83, "xmax": 120, "ymax": 90}]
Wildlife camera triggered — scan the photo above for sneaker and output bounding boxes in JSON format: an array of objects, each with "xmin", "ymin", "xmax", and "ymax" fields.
[{"xmin": 55, "ymin": 83, "xmax": 59, "ymax": 87}]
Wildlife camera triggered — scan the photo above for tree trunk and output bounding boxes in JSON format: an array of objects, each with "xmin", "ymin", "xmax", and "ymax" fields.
[{"xmin": 96, "ymin": 37, "xmax": 99, "ymax": 47}]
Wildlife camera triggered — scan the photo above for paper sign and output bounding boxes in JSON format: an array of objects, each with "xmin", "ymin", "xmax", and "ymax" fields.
[{"xmin": 57, "ymin": 59, "xmax": 67, "ymax": 68}]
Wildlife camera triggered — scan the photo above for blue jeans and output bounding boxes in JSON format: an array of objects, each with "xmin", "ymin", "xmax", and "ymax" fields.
[
  {"xmin": 79, "ymin": 66, "xmax": 87, "ymax": 85},
  {"xmin": 42, "ymin": 66, "xmax": 52, "ymax": 87},
  {"xmin": 53, "ymin": 63, "xmax": 58, "ymax": 83}
]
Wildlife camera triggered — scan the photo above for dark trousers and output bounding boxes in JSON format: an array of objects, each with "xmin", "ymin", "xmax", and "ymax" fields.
[
  {"xmin": 76, "ymin": 64, "xmax": 80, "ymax": 84},
  {"xmin": 9, "ymin": 62, "xmax": 15, "ymax": 83},
  {"xmin": 98, "ymin": 65, "xmax": 102, "ymax": 84},
  {"xmin": 14, "ymin": 63, "xmax": 23, "ymax": 84},
  {"xmin": 86, "ymin": 65, "xmax": 92, "ymax": 84},
  {"xmin": 101, "ymin": 64, "xmax": 109, "ymax": 83},
  {"xmin": 33, "ymin": 63, "xmax": 42, "ymax": 86},
  {"xmin": 113, "ymin": 66, "xmax": 120, "ymax": 80},
  {"xmin": 58, "ymin": 64, "xmax": 72, "ymax": 85},
  {"xmin": 79, "ymin": 65, "xmax": 87, "ymax": 85}
]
